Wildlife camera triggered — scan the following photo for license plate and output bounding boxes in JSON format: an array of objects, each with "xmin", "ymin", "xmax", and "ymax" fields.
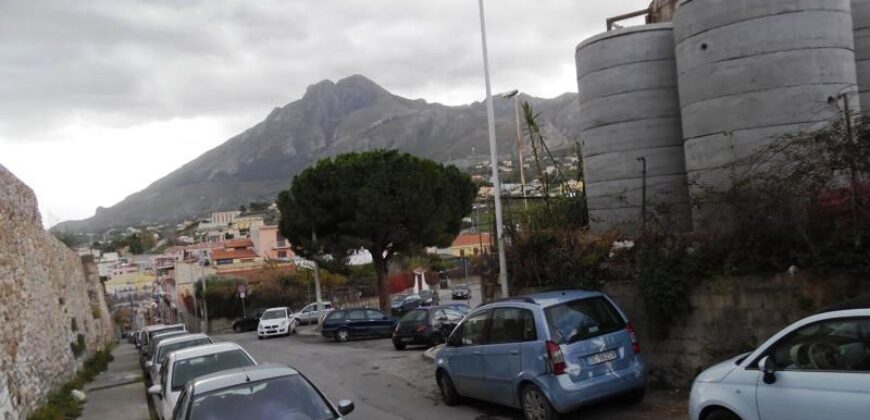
[
  {"xmin": 401, "ymin": 337, "xmax": 414, "ymax": 343},
  {"xmin": 586, "ymin": 350, "xmax": 618, "ymax": 365}
]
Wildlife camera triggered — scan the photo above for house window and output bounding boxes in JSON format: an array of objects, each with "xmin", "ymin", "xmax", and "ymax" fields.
[
  {"xmin": 278, "ymin": 251, "xmax": 287, "ymax": 259},
  {"xmin": 459, "ymin": 249, "xmax": 465, "ymax": 257},
  {"xmin": 473, "ymin": 247, "xmax": 480, "ymax": 256},
  {"xmin": 216, "ymin": 259, "xmax": 232, "ymax": 265}
]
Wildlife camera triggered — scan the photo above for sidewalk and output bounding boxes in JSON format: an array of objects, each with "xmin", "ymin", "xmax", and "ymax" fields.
[{"xmin": 80, "ymin": 343, "xmax": 150, "ymax": 420}]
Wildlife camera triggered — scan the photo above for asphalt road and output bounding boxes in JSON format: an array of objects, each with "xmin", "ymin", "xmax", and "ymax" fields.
[{"xmin": 212, "ymin": 330, "xmax": 687, "ymax": 420}]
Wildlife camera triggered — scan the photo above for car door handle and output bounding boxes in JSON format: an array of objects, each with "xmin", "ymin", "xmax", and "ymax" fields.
[{"xmin": 509, "ymin": 350, "xmax": 519, "ymax": 356}]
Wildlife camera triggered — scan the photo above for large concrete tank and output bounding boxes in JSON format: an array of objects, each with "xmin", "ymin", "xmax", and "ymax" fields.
[
  {"xmin": 576, "ymin": 23, "xmax": 692, "ymax": 233},
  {"xmin": 674, "ymin": 0, "xmax": 859, "ymax": 225},
  {"xmin": 854, "ymin": 0, "xmax": 870, "ymax": 107}
]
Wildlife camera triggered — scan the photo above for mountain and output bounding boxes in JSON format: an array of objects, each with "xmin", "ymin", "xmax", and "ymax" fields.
[{"xmin": 56, "ymin": 75, "xmax": 580, "ymax": 233}]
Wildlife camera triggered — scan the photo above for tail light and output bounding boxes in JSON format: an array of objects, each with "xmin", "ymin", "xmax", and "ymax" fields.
[
  {"xmin": 545, "ymin": 340, "xmax": 566, "ymax": 375},
  {"xmin": 416, "ymin": 324, "xmax": 428, "ymax": 333},
  {"xmin": 626, "ymin": 322, "xmax": 641, "ymax": 354}
]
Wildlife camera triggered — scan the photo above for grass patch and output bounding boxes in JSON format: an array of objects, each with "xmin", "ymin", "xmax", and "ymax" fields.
[{"xmin": 28, "ymin": 344, "xmax": 115, "ymax": 420}]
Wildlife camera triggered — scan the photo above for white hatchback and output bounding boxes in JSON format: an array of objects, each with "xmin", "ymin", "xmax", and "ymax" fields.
[
  {"xmin": 689, "ymin": 305, "xmax": 870, "ymax": 420},
  {"xmin": 148, "ymin": 342, "xmax": 256, "ymax": 420},
  {"xmin": 257, "ymin": 307, "xmax": 297, "ymax": 339}
]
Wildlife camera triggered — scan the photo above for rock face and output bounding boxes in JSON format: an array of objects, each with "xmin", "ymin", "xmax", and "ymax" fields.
[
  {"xmin": 55, "ymin": 75, "xmax": 581, "ymax": 233},
  {"xmin": 0, "ymin": 164, "xmax": 113, "ymax": 420}
]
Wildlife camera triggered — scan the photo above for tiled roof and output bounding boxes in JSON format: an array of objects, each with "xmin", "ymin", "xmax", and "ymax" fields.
[
  {"xmin": 451, "ymin": 233, "xmax": 491, "ymax": 248},
  {"xmin": 224, "ymin": 239, "xmax": 254, "ymax": 249},
  {"xmin": 212, "ymin": 248, "xmax": 259, "ymax": 260}
]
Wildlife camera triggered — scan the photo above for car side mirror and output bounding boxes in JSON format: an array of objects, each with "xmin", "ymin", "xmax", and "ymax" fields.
[
  {"xmin": 760, "ymin": 355, "xmax": 777, "ymax": 385},
  {"xmin": 337, "ymin": 399, "xmax": 355, "ymax": 415},
  {"xmin": 147, "ymin": 384, "xmax": 162, "ymax": 397},
  {"xmin": 145, "ymin": 361, "xmax": 154, "ymax": 369}
]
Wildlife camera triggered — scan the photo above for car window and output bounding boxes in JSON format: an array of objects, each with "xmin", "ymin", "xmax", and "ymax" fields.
[
  {"xmin": 347, "ymin": 310, "xmax": 366, "ymax": 320},
  {"xmin": 160, "ymin": 360, "xmax": 169, "ymax": 392},
  {"xmin": 171, "ymin": 350, "xmax": 255, "ymax": 391},
  {"xmin": 545, "ymin": 297, "xmax": 626, "ymax": 344},
  {"xmin": 769, "ymin": 318, "xmax": 870, "ymax": 372},
  {"xmin": 434, "ymin": 309, "xmax": 446, "ymax": 321},
  {"xmin": 157, "ymin": 338, "xmax": 212, "ymax": 362},
  {"xmin": 325, "ymin": 303, "xmax": 333, "ymax": 309},
  {"xmin": 459, "ymin": 311, "xmax": 489, "ymax": 346},
  {"xmin": 402, "ymin": 310, "xmax": 428, "ymax": 323},
  {"xmin": 261, "ymin": 309, "xmax": 287, "ymax": 320},
  {"xmin": 366, "ymin": 309, "xmax": 385, "ymax": 320},
  {"xmin": 490, "ymin": 307, "xmax": 536, "ymax": 344},
  {"xmin": 325, "ymin": 311, "xmax": 345, "ymax": 321},
  {"xmin": 444, "ymin": 308, "xmax": 464, "ymax": 321},
  {"xmin": 189, "ymin": 375, "xmax": 336, "ymax": 420},
  {"xmin": 173, "ymin": 386, "xmax": 189, "ymax": 420}
]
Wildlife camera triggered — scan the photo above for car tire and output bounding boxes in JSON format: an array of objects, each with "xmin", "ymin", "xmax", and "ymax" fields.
[
  {"xmin": 521, "ymin": 384, "xmax": 560, "ymax": 420},
  {"xmin": 623, "ymin": 387, "xmax": 646, "ymax": 405},
  {"xmin": 393, "ymin": 340, "xmax": 406, "ymax": 351},
  {"xmin": 437, "ymin": 371, "xmax": 461, "ymax": 406},
  {"xmin": 233, "ymin": 325, "xmax": 242, "ymax": 333},
  {"xmin": 335, "ymin": 328, "xmax": 349, "ymax": 343},
  {"xmin": 705, "ymin": 409, "xmax": 741, "ymax": 420},
  {"xmin": 257, "ymin": 336, "xmax": 263, "ymax": 340}
]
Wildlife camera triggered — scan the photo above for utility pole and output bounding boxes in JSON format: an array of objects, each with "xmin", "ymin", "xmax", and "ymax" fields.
[
  {"xmin": 312, "ymin": 230, "xmax": 324, "ymax": 314},
  {"xmin": 840, "ymin": 93, "xmax": 860, "ymax": 233},
  {"xmin": 477, "ymin": 0, "xmax": 509, "ymax": 298},
  {"xmin": 637, "ymin": 156, "xmax": 648, "ymax": 234},
  {"xmin": 199, "ymin": 262, "xmax": 208, "ymax": 333}
]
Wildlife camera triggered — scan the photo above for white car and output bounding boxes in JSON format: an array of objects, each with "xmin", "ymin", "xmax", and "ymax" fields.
[
  {"xmin": 257, "ymin": 307, "xmax": 297, "ymax": 339},
  {"xmin": 689, "ymin": 303, "xmax": 870, "ymax": 420},
  {"xmin": 148, "ymin": 342, "xmax": 257, "ymax": 420},
  {"xmin": 147, "ymin": 334, "xmax": 213, "ymax": 386},
  {"xmin": 291, "ymin": 301, "xmax": 334, "ymax": 325}
]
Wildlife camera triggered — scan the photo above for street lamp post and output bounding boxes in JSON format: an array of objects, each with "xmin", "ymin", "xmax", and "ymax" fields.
[{"xmin": 477, "ymin": 0, "xmax": 509, "ymax": 299}]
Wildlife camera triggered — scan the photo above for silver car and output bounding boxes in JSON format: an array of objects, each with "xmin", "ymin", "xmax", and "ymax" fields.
[{"xmin": 169, "ymin": 364, "xmax": 355, "ymax": 419}]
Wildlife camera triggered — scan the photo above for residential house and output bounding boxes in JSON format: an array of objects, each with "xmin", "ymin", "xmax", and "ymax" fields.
[
  {"xmin": 251, "ymin": 225, "xmax": 294, "ymax": 261},
  {"xmin": 211, "ymin": 210, "xmax": 241, "ymax": 225},
  {"xmin": 449, "ymin": 233, "xmax": 492, "ymax": 258},
  {"xmin": 211, "ymin": 239, "xmax": 263, "ymax": 272},
  {"xmin": 234, "ymin": 215, "xmax": 265, "ymax": 232}
]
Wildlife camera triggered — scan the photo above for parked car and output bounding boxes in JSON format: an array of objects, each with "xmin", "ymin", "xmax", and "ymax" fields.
[
  {"xmin": 391, "ymin": 294, "xmax": 422, "ymax": 316},
  {"xmin": 257, "ymin": 307, "xmax": 297, "ymax": 339},
  {"xmin": 435, "ymin": 290, "xmax": 645, "ymax": 420},
  {"xmin": 451, "ymin": 285, "xmax": 471, "ymax": 300},
  {"xmin": 231, "ymin": 308, "xmax": 264, "ymax": 333},
  {"xmin": 291, "ymin": 301, "xmax": 335, "ymax": 325},
  {"xmin": 419, "ymin": 289, "xmax": 440, "ymax": 307},
  {"xmin": 322, "ymin": 308, "xmax": 397, "ymax": 342},
  {"xmin": 145, "ymin": 331, "xmax": 189, "ymax": 382},
  {"xmin": 147, "ymin": 334, "xmax": 213, "ymax": 385},
  {"xmin": 169, "ymin": 364, "xmax": 355, "ymax": 420},
  {"xmin": 442, "ymin": 303, "xmax": 471, "ymax": 315},
  {"xmin": 149, "ymin": 342, "xmax": 257, "ymax": 420},
  {"xmin": 141, "ymin": 325, "xmax": 187, "ymax": 370},
  {"xmin": 689, "ymin": 301, "xmax": 870, "ymax": 420},
  {"xmin": 393, "ymin": 306, "xmax": 465, "ymax": 350}
]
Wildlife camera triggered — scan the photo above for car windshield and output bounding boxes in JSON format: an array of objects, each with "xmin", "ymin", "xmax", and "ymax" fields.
[
  {"xmin": 260, "ymin": 309, "xmax": 287, "ymax": 320},
  {"xmin": 391, "ymin": 295, "xmax": 407, "ymax": 304},
  {"xmin": 401, "ymin": 310, "xmax": 428, "ymax": 323},
  {"xmin": 545, "ymin": 297, "xmax": 626, "ymax": 345},
  {"xmin": 171, "ymin": 350, "xmax": 255, "ymax": 391},
  {"xmin": 324, "ymin": 311, "xmax": 344, "ymax": 321},
  {"xmin": 190, "ymin": 375, "xmax": 336, "ymax": 420},
  {"xmin": 157, "ymin": 338, "xmax": 212, "ymax": 362}
]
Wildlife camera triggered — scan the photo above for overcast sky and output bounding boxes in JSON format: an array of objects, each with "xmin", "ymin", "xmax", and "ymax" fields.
[{"xmin": 0, "ymin": 0, "xmax": 649, "ymax": 227}]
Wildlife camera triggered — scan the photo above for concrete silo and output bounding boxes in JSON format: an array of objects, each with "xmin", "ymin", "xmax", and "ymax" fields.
[
  {"xmin": 854, "ymin": 0, "xmax": 870, "ymax": 107},
  {"xmin": 674, "ymin": 0, "xmax": 859, "ymax": 225},
  {"xmin": 576, "ymin": 23, "xmax": 692, "ymax": 233}
]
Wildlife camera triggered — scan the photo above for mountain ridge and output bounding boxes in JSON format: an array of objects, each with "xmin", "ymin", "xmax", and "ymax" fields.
[{"xmin": 56, "ymin": 75, "xmax": 580, "ymax": 233}]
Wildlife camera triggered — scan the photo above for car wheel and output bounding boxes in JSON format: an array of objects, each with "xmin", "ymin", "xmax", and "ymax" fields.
[
  {"xmin": 437, "ymin": 371, "xmax": 461, "ymax": 406},
  {"xmin": 393, "ymin": 340, "xmax": 406, "ymax": 351},
  {"xmin": 623, "ymin": 387, "xmax": 645, "ymax": 405},
  {"xmin": 521, "ymin": 384, "xmax": 560, "ymax": 420},
  {"xmin": 257, "ymin": 336, "xmax": 263, "ymax": 340},
  {"xmin": 233, "ymin": 325, "xmax": 242, "ymax": 333},
  {"xmin": 705, "ymin": 409, "xmax": 741, "ymax": 420},
  {"xmin": 335, "ymin": 328, "xmax": 349, "ymax": 343}
]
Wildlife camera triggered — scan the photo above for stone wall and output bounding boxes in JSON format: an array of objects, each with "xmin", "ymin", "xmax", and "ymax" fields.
[
  {"xmin": 600, "ymin": 273, "xmax": 867, "ymax": 386},
  {"xmin": 0, "ymin": 164, "xmax": 113, "ymax": 420}
]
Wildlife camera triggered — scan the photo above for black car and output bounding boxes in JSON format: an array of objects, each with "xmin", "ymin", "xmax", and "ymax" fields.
[
  {"xmin": 419, "ymin": 289, "xmax": 440, "ymax": 306},
  {"xmin": 451, "ymin": 286, "xmax": 471, "ymax": 300},
  {"xmin": 390, "ymin": 294, "xmax": 422, "ymax": 316},
  {"xmin": 231, "ymin": 309, "xmax": 264, "ymax": 333},
  {"xmin": 321, "ymin": 308, "xmax": 397, "ymax": 342},
  {"xmin": 392, "ymin": 306, "xmax": 465, "ymax": 350}
]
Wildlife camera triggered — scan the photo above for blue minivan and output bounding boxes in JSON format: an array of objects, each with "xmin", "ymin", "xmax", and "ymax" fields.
[
  {"xmin": 435, "ymin": 290, "xmax": 646, "ymax": 420},
  {"xmin": 321, "ymin": 308, "xmax": 397, "ymax": 342}
]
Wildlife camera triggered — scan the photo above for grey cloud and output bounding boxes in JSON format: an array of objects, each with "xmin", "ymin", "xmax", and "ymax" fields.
[{"xmin": 0, "ymin": 0, "xmax": 650, "ymax": 140}]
